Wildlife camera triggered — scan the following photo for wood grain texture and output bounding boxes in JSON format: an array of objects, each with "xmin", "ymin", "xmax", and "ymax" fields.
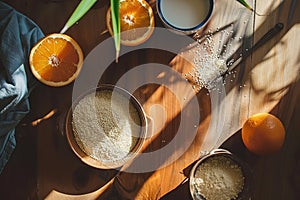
[{"xmin": 0, "ymin": 0, "xmax": 299, "ymax": 199}]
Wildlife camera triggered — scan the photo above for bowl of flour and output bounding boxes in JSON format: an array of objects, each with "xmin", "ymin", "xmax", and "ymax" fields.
[
  {"xmin": 65, "ymin": 84, "xmax": 147, "ymax": 169},
  {"xmin": 189, "ymin": 149, "xmax": 252, "ymax": 200}
]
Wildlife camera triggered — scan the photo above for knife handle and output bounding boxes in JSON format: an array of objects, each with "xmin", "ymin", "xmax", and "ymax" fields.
[
  {"xmin": 245, "ymin": 22, "xmax": 284, "ymax": 58},
  {"xmin": 227, "ymin": 22, "xmax": 284, "ymax": 73}
]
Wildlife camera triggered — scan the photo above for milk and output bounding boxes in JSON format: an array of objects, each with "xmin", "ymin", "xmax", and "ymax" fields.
[{"xmin": 160, "ymin": 0, "xmax": 211, "ymax": 29}]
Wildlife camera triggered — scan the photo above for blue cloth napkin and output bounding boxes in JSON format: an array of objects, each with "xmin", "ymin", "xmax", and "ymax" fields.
[{"xmin": 0, "ymin": 1, "xmax": 44, "ymax": 174}]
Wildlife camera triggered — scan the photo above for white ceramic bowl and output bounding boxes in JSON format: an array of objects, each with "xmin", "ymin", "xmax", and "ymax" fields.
[{"xmin": 157, "ymin": 0, "xmax": 214, "ymax": 35}]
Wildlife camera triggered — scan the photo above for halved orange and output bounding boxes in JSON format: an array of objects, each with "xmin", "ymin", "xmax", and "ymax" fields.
[
  {"xmin": 29, "ymin": 33, "xmax": 84, "ymax": 87},
  {"xmin": 106, "ymin": 0, "xmax": 155, "ymax": 46}
]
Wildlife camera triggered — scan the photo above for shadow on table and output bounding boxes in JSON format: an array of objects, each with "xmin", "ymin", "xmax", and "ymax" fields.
[
  {"xmin": 1, "ymin": 0, "xmax": 299, "ymax": 199},
  {"xmin": 101, "ymin": 0, "xmax": 300, "ymax": 199}
]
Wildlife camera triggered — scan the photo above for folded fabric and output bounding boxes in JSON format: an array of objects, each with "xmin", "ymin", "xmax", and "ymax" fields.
[{"xmin": 0, "ymin": 1, "xmax": 44, "ymax": 174}]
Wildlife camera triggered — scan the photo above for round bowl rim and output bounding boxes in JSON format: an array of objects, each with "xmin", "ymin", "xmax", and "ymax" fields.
[
  {"xmin": 189, "ymin": 149, "xmax": 253, "ymax": 200},
  {"xmin": 65, "ymin": 84, "xmax": 148, "ymax": 169},
  {"xmin": 156, "ymin": 0, "xmax": 215, "ymax": 34}
]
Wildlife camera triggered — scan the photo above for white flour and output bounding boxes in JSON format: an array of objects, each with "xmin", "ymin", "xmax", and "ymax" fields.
[
  {"xmin": 191, "ymin": 57, "xmax": 227, "ymax": 89},
  {"xmin": 72, "ymin": 89, "xmax": 141, "ymax": 163},
  {"xmin": 193, "ymin": 155, "xmax": 244, "ymax": 200}
]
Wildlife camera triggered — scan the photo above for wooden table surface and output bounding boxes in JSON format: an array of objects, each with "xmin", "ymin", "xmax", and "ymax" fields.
[{"xmin": 0, "ymin": 0, "xmax": 300, "ymax": 199}]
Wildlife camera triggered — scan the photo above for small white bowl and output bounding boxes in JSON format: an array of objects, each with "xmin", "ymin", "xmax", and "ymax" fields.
[{"xmin": 157, "ymin": 0, "xmax": 214, "ymax": 35}]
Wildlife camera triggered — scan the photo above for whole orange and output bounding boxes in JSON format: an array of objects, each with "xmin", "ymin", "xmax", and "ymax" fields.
[{"xmin": 241, "ymin": 113, "xmax": 285, "ymax": 155}]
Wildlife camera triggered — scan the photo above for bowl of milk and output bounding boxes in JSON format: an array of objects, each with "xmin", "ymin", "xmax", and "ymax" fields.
[{"xmin": 157, "ymin": 0, "xmax": 214, "ymax": 35}]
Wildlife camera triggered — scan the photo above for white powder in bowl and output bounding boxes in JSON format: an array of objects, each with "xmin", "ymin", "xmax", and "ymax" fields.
[
  {"xmin": 193, "ymin": 155, "xmax": 244, "ymax": 200},
  {"xmin": 72, "ymin": 89, "xmax": 141, "ymax": 163}
]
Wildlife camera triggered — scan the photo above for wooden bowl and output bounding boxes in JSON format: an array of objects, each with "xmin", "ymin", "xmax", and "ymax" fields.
[{"xmin": 65, "ymin": 84, "xmax": 147, "ymax": 169}]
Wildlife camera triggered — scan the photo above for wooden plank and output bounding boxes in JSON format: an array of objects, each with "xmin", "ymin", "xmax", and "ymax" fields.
[{"xmin": 1, "ymin": 0, "xmax": 300, "ymax": 199}]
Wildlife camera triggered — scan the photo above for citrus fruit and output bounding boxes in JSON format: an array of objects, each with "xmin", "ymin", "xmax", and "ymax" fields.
[
  {"xmin": 106, "ymin": 0, "xmax": 155, "ymax": 46},
  {"xmin": 241, "ymin": 113, "xmax": 286, "ymax": 155},
  {"xmin": 29, "ymin": 33, "xmax": 84, "ymax": 87}
]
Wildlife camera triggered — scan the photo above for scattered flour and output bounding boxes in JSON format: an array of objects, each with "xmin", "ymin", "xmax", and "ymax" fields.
[
  {"xmin": 193, "ymin": 155, "xmax": 244, "ymax": 200},
  {"xmin": 191, "ymin": 58, "xmax": 227, "ymax": 89},
  {"xmin": 72, "ymin": 89, "xmax": 141, "ymax": 163}
]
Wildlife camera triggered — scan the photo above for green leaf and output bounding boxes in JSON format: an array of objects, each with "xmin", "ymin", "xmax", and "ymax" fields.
[
  {"xmin": 61, "ymin": 0, "xmax": 97, "ymax": 33},
  {"xmin": 110, "ymin": 0, "xmax": 120, "ymax": 62},
  {"xmin": 236, "ymin": 0, "xmax": 264, "ymax": 16},
  {"xmin": 236, "ymin": 0, "xmax": 253, "ymax": 11}
]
